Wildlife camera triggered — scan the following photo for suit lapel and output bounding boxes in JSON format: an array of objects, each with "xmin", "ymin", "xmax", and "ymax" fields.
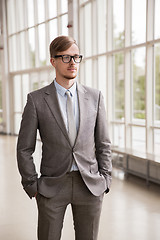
[
  {"xmin": 76, "ymin": 83, "xmax": 88, "ymax": 141},
  {"xmin": 44, "ymin": 82, "xmax": 70, "ymax": 144},
  {"xmin": 43, "ymin": 81, "xmax": 88, "ymax": 147}
]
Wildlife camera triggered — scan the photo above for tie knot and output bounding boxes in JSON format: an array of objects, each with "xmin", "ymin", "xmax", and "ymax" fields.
[{"xmin": 66, "ymin": 90, "xmax": 72, "ymax": 98}]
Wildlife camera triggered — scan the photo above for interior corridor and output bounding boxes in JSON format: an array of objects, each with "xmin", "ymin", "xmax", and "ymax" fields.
[{"xmin": 0, "ymin": 135, "xmax": 160, "ymax": 240}]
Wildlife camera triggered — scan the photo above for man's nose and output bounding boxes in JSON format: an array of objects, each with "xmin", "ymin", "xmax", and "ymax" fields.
[{"xmin": 70, "ymin": 57, "xmax": 76, "ymax": 64}]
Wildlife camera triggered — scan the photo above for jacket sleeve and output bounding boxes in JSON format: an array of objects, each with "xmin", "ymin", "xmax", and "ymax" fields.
[
  {"xmin": 17, "ymin": 93, "xmax": 38, "ymax": 198},
  {"xmin": 95, "ymin": 91, "xmax": 112, "ymax": 190}
]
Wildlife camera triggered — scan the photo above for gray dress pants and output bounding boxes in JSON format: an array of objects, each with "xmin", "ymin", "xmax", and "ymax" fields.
[{"xmin": 36, "ymin": 171, "xmax": 104, "ymax": 240}]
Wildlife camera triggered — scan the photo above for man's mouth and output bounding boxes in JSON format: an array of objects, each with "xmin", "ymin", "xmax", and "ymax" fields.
[{"xmin": 67, "ymin": 68, "xmax": 77, "ymax": 71}]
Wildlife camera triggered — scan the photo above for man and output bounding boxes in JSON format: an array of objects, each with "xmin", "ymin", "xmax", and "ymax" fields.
[{"xmin": 17, "ymin": 35, "xmax": 112, "ymax": 240}]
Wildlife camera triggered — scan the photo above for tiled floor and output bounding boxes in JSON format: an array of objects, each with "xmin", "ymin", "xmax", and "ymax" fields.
[{"xmin": 0, "ymin": 135, "xmax": 160, "ymax": 240}]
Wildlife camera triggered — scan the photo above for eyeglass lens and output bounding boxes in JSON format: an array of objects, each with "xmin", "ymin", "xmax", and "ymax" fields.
[{"xmin": 62, "ymin": 55, "xmax": 82, "ymax": 63}]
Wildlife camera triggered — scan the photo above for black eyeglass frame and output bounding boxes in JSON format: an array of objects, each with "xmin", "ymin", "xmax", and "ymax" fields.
[{"xmin": 53, "ymin": 54, "xmax": 83, "ymax": 63}]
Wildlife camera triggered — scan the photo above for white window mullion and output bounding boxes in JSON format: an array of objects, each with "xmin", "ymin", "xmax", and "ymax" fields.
[
  {"xmin": 124, "ymin": 0, "xmax": 132, "ymax": 149},
  {"xmin": 107, "ymin": 54, "xmax": 113, "ymax": 141},
  {"xmin": 146, "ymin": 0, "xmax": 154, "ymax": 154},
  {"xmin": 57, "ymin": 0, "xmax": 61, "ymax": 35},
  {"xmin": 146, "ymin": 0, "xmax": 154, "ymax": 42},
  {"xmin": 34, "ymin": 0, "xmax": 39, "ymax": 67},
  {"xmin": 146, "ymin": 45, "xmax": 154, "ymax": 154},
  {"xmin": 45, "ymin": 0, "xmax": 50, "ymax": 65},
  {"xmin": 125, "ymin": 50, "xmax": 132, "ymax": 149},
  {"xmin": 106, "ymin": 0, "xmax": 113, "ymax": 140},
  {"xmin": 107, "ymin": 0, "xmax": 113, "ymax": 52}
]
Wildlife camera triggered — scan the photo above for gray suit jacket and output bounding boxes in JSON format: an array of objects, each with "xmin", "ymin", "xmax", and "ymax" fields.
[{"xmin": 17, "ymin": 81, "xmax": 112, "ymax": 198}]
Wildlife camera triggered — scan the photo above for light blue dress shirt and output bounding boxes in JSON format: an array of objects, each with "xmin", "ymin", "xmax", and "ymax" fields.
[{"xmin": 54, "ymin": 79, "xmax": 79, "ymax": 171}]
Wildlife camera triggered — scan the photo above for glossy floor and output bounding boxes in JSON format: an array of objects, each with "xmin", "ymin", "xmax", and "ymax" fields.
[{"xmin": 0, "ymin": 135, "xmax": 160, "ymax": 240}]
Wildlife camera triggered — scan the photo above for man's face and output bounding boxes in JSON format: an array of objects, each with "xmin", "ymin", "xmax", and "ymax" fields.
[{"xmin": 51, "ymin": 44, "xmax": 80, "ymax": 81}]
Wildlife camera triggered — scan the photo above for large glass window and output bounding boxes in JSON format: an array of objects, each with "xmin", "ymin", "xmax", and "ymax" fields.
[
  {"xmin": 61, "ymin": 0, "xmax": 68, "ymax": 14},
  {"xmin": 22, "ymin": 74, "xmax": 30, "ymax": 109},
  {"xmin": 155, "ymin": 0, "xmax": 160, "ymax": 39},
  {"xmin": 49, "ymin": 19, "xmax": 58, "ymax": 43},
  {"xmin": 98, "ymin": 56, "xmax": 107, "ymax": 103},
  {"xmin": 31, "ymin": 72, "xmax": 39, "ymax": 91},
  {"xmin": 97, "ymin": 0, "xmax": 107, "ymax": 54},
  {"xmin": 27, "ymin": 0, "xmax": 34, "ymax": 27},
  {"xmin": 19, "ymin": 32, "xmax": 26, "ymax": 70},
  {"xmin": 6, "ymin": 0, "xmax": 68, "ymax": 134},
  {"xmin": 16, "ymin": 0, "xmax": 25, "ymax": 31},
  {"xmin": 132, "ymin": 47, "xmax": 146, "ymax": 120},
  {"xmin": 8, "ymin": 0, "xmax": 68, "ymax": 72},
  {"xmin": 132, "ymin": 0, "xmax": 146, "ymax": 45},
  {"xmin": 61, "ymin": 14, "xmax": 68, "ymax": 36},
  {"xmin": 113, "ymin": 124, "xmax": 125, "ymax": 148},
  {"xmin": 48, "ymin": 0, "xmax": 57, "ymax": 18},
  {"xmin": 113, "ymin": 53, "xmax": 125, "ymax": 120},
  {"xmin": 28, "ymin": 28, "xmax": 36, "ymax": 68},
  {"xmin": 13, "ymin": 75, "xmax": 22, "ymax": 113},
  {"xmin": 85, "ymin": 59, "xmax": 92, "ymax": 87},
  {"xmin": 84, "ymin": 3, "xmax": 92, "ymax": 57},
  {"xmin": 0, "ymin": 51, "xmax": 3, "ymax": 128},
  {"xmin": 155, "ymin": 44, "xmax": 160, "ymax": 123},
  {"xmin": 132, "ymin": 126, "xmax": 146, "ymax": 152},
  {"xmin": 113, "ymin": 0, "xmax": 124, "ymax": 49},
  {"xmin": 9, "ymin": 35, "xmax": 17, "ymax": 71},
  {"xmin": 37, "ymin": 0, "xmax": 45, "ymax": 23},
  {"xmin": 7, "ymin": 0, "xmax": 16, "ymax": 34},
  {"xmin": 154, "ymin": 129, "xmax": 160, "ymax": 156},
  {"xmin": 38, "ymin": 24, "xmax": 46, "ymax": 66}
]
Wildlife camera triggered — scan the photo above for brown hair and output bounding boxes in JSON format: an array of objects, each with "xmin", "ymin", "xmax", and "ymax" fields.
[{"xmin": 49, "ymin": 35, "xmax": 78, "ymax": 58}]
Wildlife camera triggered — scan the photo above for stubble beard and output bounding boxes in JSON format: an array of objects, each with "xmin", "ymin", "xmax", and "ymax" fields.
[{"xmin": 62, "ymin": 72, "xmax": 77, "ymax": 81}]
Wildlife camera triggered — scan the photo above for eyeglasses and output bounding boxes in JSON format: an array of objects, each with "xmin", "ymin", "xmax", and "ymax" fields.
[{"xmin": 53, "ymin": 55, "xmax": 83, "ymax": 63}]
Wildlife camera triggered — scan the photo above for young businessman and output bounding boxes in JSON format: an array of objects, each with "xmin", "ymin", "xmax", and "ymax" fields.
[{"xmin": 17, "ymin": 35, "xmax": 112, "ymax": 240}]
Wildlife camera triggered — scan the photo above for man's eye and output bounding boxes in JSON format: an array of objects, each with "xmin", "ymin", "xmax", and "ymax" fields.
[{"xmin": 63, "ymin": 56, "xmax": 70, "ymax": 60}]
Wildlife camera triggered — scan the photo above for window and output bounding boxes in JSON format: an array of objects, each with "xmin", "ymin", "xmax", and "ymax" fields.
[
  {"xmin": 49, "ymin": 19, "xmax": 58, "ymax": 45},
  {"xmin": 7, "ymin": 0, "xmax": 16, "ymax": 34},
  {"xmin": 48, "ymin": 0, "xmax": 57, "ymax": 18},
  {"xmin": 28, "ymin": 28, "xmax": 36, "ymax": 68},
  {"xmin": 154, "ymin": 44, "xmax": 160, "ymax": 123},
  {"xmin": 22, "ymin": 74, "xmax": 30, "ymax": 109},
  {"xmin": 113, "ymin": 53, "xmax": 124, "ymax": 120},
  {"xmin": 79, "ymin": 0, "xmax": 160, "ymax": 155},
  {"xmin": 132, "ymin": 0, "xmax": 146, "ymax": 45},
  {"xmin": 84, "ymin": 3, "xmax": 92, "ymax": 57},
  {"xmin": 9, "ymin": 35, "xmax": 17, "ymax": 71},
  {"xmin": 113, "ymin": 0, "xmax": 124, "ymax": 49},
  {"xmin": 37, "ymin": 0, "xmax": 45, "ymax": 23},
  {"xmin": 61, "ymin": 14, "xmax": 68, "ymax": 36},
  {"xmin": 113, "ymin": 124, "xmax": 125, "ymax": 148},
  {"xmin": 61, "ymin": 0, "xmax": 68, "ymax": 14},
  {"xmin": 97, "ymin": 0, "xmax": 107, "ymax": 54},
  {"xmin": 0, "ymin": 51, "xmax": 3, "ymax": 128},
  {"xmin": 132, "ymin": 126, "xmax": 146, "ymax": 152},
  {"xmin": 132, "ymin": 47, "xmax": 146, "ymax": 120},
  {"xmin": 98, "ymin": 56, "xmax": 107, "ymax": 103},
  {"xmin": 85, "ymin": 59, "xmax": 92, "ymax": 88},
  {"xmin": 6, "ymin": 0, "xmax": 68, "ymax": 134},
  {"xmin": 154, "ymin": 129, "xmax": 160, "ymax": 156},
  {"xmin": 38, "ymin": 24, "xmax": 46, "ymax": 66},
  {"xmin": 155, "ymin": 0, "xmax": 160, "ymax": 39},
  {"xmin": 27, "ymin": 0, "xmax": 34, "ymax": 27}
]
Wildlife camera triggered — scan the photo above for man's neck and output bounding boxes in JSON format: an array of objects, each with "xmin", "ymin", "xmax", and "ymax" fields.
[{"xmin": 55, "ymin": 77, "xmax": 75, "ymax": 90}]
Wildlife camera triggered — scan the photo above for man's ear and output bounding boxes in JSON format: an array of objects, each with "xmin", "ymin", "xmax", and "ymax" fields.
[{"xmin": 50, "ymin": 58, "xmax": 56, "ymax": 68}]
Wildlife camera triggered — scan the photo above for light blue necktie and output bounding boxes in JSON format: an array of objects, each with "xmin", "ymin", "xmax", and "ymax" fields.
[{"xmin": 66, "ymin": 90, "xmax": 77, "ymax": 146}]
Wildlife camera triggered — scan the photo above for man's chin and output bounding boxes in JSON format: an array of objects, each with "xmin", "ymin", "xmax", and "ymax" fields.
[{"xmin": 64, "ymin": 74, "xmax": 77, "ymax": 80}]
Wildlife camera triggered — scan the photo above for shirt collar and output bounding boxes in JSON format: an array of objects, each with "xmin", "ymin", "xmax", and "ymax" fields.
[{"xmin": 54, "ymin": 79, "xmax": 77, "ymax": 97}]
